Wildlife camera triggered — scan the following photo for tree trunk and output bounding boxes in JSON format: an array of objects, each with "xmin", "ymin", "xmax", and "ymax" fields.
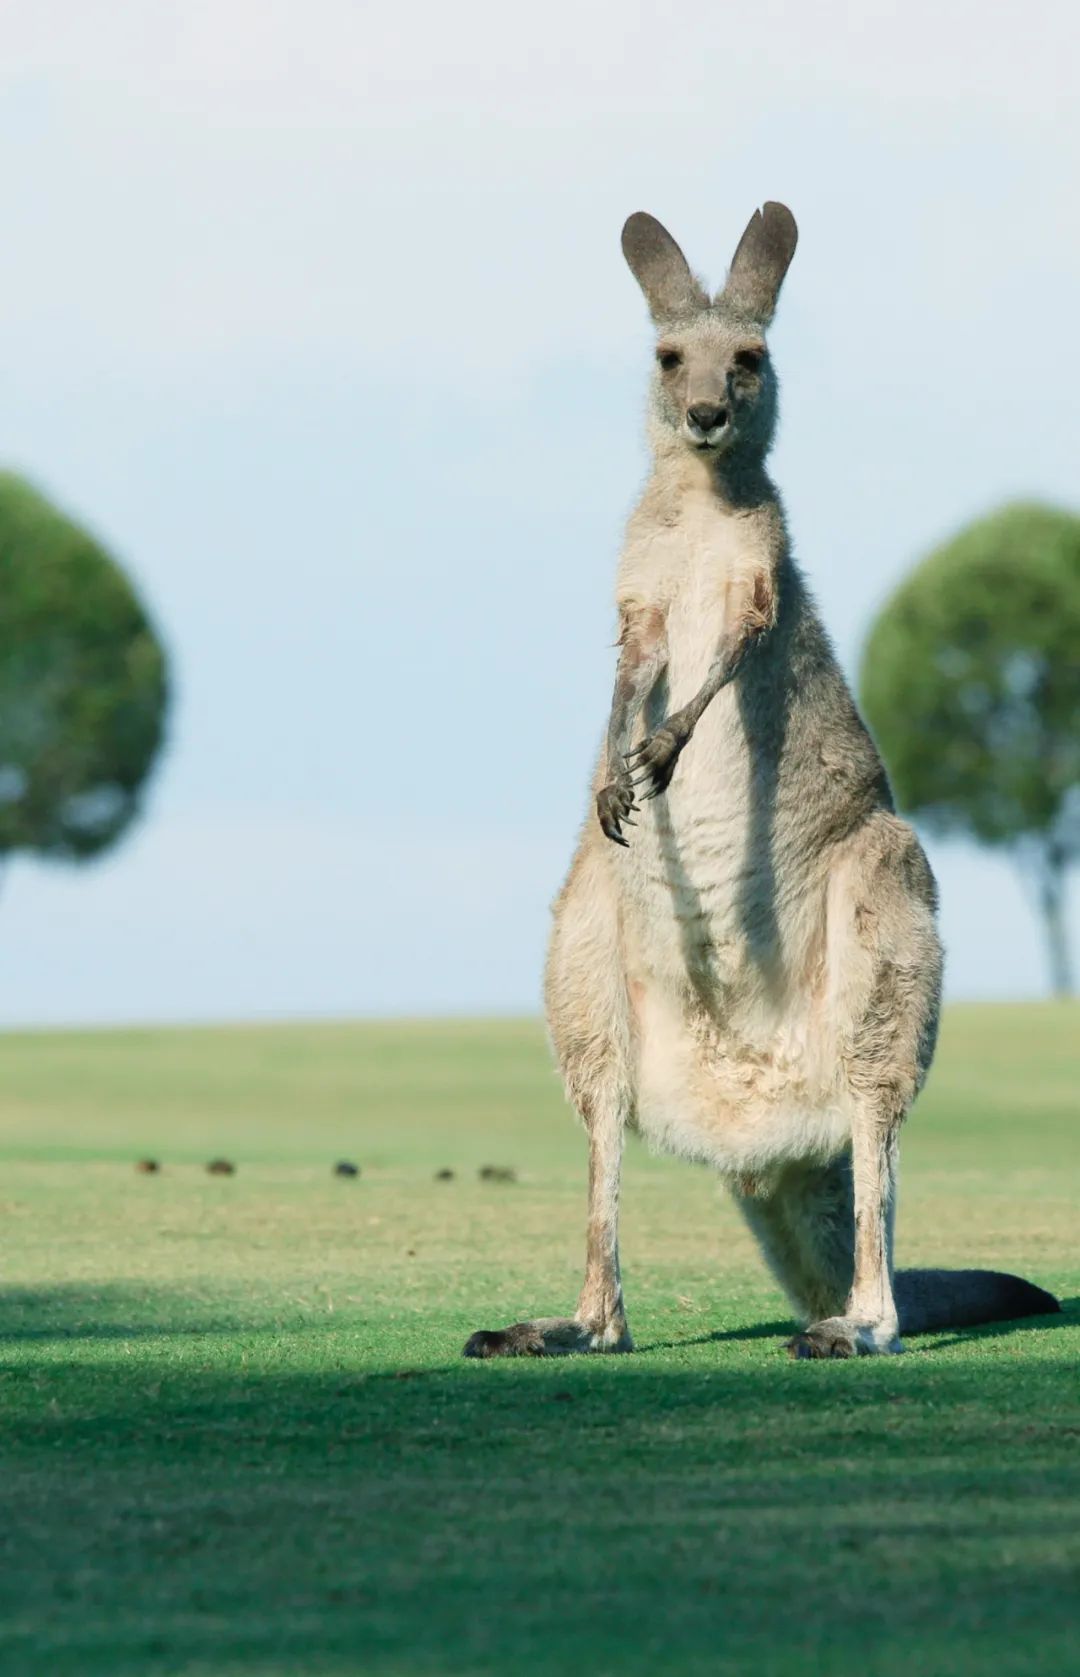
[{"xmin": 1036, "ymin": 846, "xmax": 1072, "ymax": 999}]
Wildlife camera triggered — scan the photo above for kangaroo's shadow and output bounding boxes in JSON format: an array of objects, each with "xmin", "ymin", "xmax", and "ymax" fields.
[
  {"xmin": 639, "ymin": 1318, "xmax": 796, "ymax": 1352},
  {"xmin": 639, "ymin": 1298, "xmax": 1077, "ymax": 1356}
]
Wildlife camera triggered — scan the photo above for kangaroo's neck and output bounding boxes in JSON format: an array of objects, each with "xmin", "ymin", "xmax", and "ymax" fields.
[
  {"xmin": 645, "ymin": 436, "xmax": 779, "ymax": 519},
  {"xmin": 620, "ymin": 442, "xmax": 791, "ymax": 611}
]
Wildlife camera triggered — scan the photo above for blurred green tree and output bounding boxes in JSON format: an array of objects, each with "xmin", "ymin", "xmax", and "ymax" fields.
[
  {"xmin": 0, "ymin": 472, "xmax": 168, "ymax": 875},
  {"xmin": 860, "ymin": 502, "xmax": 1080, "ymax": 996}
]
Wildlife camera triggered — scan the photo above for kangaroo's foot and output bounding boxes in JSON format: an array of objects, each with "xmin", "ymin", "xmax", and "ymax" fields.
[
  {"xmin": 787, "ymin": 1316, "xmax": 903, "ymax": 1360},
  {"xmin": 463, "ymin": 1314, "xmax": 634, "ymax": 1359}
]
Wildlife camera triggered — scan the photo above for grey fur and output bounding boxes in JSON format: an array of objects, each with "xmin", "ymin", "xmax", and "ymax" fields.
[
  {"xmin": 621, "ymin": 213, "xmax": 708, "ymax": 322},
  {"xmin": 721, "ymin": 201, "xmax": 798, "ymax": 323},
  {"xmin": 464, "ymin": 204, "xmax": 1059, "ymax": 1363}
]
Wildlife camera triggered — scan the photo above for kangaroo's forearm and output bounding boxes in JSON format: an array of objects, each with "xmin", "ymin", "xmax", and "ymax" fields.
[
  {"xmin": 668, "ymin": 635, "xmax": 752, "ymax": 740},
  {"xmin": 605, "ymin": 664, "xmax": 651, "ymax": 772},
  {"xmin": 604, "ymin": 606, "xmax": 667, "ymax": 776},
  {"xmin": 668, "ymin": 570, "xmax": 775, "ymax": 746}
]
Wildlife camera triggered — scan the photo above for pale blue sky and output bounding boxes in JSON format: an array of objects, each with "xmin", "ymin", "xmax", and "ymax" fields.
[{"xmin": 0, "ymin": 1, "xmax": 1076, "ymax": 1024}]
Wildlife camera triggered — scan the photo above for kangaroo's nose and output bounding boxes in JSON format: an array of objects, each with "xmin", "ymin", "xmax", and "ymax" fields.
[{"xmin": 687, "ymin": 404, "xmax": 728, "ymax": 433}]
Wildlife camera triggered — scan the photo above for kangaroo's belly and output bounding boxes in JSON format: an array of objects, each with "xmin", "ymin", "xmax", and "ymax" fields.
[
  {"xmin": 619, "ymin": 682, "xmax": 814, "ymax": 992},
  {"xmin": 606, "ymin": 545, "xmax": 859, "ymax": 1173},
  {"xmin": 628, "ymin": 974, "xmax": 853, "ymax": 1176},
  {"xmin": 615, "ymin": 660, "xmax": 850, "ymax": 1173}
]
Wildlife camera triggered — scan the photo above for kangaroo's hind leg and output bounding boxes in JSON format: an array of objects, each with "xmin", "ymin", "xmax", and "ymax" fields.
[
  {"xmin": 786, "ymin": 815, "xmax": 941, "ymax": 1358},
  {"xmin": 738, "ymin": 815, "xmax": 942, "ymax": 1359},
  {"xmin": 741, "ymin": 1139, "xmax": 903, "ymax": 1359},
  {"xmin": 735, "ymin": 1152, "xmax": 860, "ymax": 1336},
  {"xmin": 463, "ymin": 843, "xmax": 635, "ymax": 1358}
]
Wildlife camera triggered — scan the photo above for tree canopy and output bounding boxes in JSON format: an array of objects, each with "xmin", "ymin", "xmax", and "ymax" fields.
[
  {"xmin": 860, "ymin": 502, "xmax": 1080, "ymax": 994},
  {"xmin": 0, "ymin": 472, "xmax": 168, "ymax": 864}
]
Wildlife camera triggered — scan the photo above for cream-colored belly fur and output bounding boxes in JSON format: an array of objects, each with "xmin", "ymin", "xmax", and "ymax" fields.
[{"xmin": 615, "ymin": 514, "xmax": 850, "ymax": 1178}]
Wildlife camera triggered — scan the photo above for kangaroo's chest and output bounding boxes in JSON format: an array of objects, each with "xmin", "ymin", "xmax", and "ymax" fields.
[
  {"xmin": 620, "ymin": 523, "xmax": 777, "ymax": 979},
  {"xmin": 624, "ymin": 498, "xmax": 748, "ymax": 655},
  {"xmin": 663, "ymin": 537, "xmax": 742, "ymax": 700},
  {"xmin": 626, "ymin": 698, "xmax": 759, "ymax": 952}
]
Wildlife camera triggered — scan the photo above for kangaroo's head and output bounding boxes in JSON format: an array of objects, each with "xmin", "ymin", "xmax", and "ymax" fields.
[{"xmin": 622, "ymin": 203, "xmax": 797, "ymax": 465}]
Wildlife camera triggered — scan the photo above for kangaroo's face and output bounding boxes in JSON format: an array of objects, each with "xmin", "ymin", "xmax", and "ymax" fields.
[
  {"xmin": 622, "ymin": 204, "xmax": 797, "ymax": 464},
  {"xmin": 650, "ymin": 318, "xmax": 774, "ymax": 458}
]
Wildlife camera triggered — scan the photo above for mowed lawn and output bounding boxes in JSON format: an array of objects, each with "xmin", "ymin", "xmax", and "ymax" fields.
[{"xmin": 0, "ymin": 1006, "xmax": 1077, "ymax": 1677}]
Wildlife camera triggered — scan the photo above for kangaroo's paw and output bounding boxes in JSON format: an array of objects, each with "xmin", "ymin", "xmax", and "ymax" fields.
[
  {"xmin": 625, "ymin": 723, "xmax": 685, "ymax": 800},
  {"xmin": 596, "ymin": 773, "xmax": 638, "ymax": 847},
  {"xmin": 463, "ymin": 1315, "xmax": 634, "ymax": 1359},
  {"xmin": 787, "ymin": 1316, "xmax": 903, "ymax": 1360}
]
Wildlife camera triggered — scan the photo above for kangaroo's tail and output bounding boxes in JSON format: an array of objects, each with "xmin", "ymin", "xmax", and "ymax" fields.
[{"xmin": 895, "ymin": 1268, "xmax": 1061, "ymax": 1335}]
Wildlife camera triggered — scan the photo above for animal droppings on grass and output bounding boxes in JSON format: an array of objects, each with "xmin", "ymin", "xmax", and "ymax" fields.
[
  {"xmin": 134, "ymin": 1159, "xmax": 161, "ymax": 1174},
  {"xmin": 334, "ymin": 1161, "xmax": 360, "ymax": 1177},
  {"xmin": 0, "ymin": 1009, "xmax": 1075, "ymax": 1677},
  {"xmin": 205, "ymin": 1158, "xmax": 236, "ymax": 1176},
  {"xmin": 479, "ymin": 1165, "xmax": 517, "ymax": 1183},
  {"xmin": 434, "ymin": 1167, "xmax": 455, "ymax": 1181}
]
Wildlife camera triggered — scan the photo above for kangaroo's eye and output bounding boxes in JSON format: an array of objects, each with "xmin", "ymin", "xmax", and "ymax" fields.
[
  {"xmin": 657, "ymin": 349, "xmax": 682, "ymax": 372},
  {"xmin": 734, "ymin": 345, "xmax": 765, "ymax": 374}
]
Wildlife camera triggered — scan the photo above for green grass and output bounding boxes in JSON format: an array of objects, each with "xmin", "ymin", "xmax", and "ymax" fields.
[{"xmin": 0, "ymin": 1004, "xmax": 1077, "ymax": 1676}]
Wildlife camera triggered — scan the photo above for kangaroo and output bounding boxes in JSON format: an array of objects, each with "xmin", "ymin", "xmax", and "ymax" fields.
[{"xmin": 465, "ymin": 204, "xmax": 1060, "ymax": 1360}]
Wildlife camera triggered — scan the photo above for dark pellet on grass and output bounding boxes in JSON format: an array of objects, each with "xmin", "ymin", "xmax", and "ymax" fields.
[
  {"xmin": 135, "ymin": 1159, "xmax": 161, "ymax": 1174},
  {"xmin": 434, "ymin": 1168, "xmax": 455, "ymax": 1181},
  {"xmin": 205, "ymin": 1158, "xmax": 236, "ymax": 1176},
  {"xmin": 334, "ymin": 1161, "xmax": 360, "ymax": 1177},
  {"xmin": 479, "ymin": 1165, "xmax": 517, "ymax": 1184}
]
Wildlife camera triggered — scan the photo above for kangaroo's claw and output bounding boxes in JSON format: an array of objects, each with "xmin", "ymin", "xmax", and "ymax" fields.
[
  {"xmin": 596, "ymin": 775, "xmax": 638, "ymax": 846},
  {"xmin": 626, "ymin": 723, "xmax": 684, "ymax": 798}
]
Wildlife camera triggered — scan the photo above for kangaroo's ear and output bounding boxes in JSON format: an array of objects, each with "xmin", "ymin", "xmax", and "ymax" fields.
[
  {"xmin": 622, "ymin": 213, "xmax": 707, "ymax": 322},
  {"xmin": 720, "ymin": 202, "xmax": 798, "ymax": 323}
]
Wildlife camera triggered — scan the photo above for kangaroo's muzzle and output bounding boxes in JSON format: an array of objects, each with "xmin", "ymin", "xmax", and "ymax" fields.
[{"xmin": 686, "ymin": 404, "xmax": 729, "ymax": 447}]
